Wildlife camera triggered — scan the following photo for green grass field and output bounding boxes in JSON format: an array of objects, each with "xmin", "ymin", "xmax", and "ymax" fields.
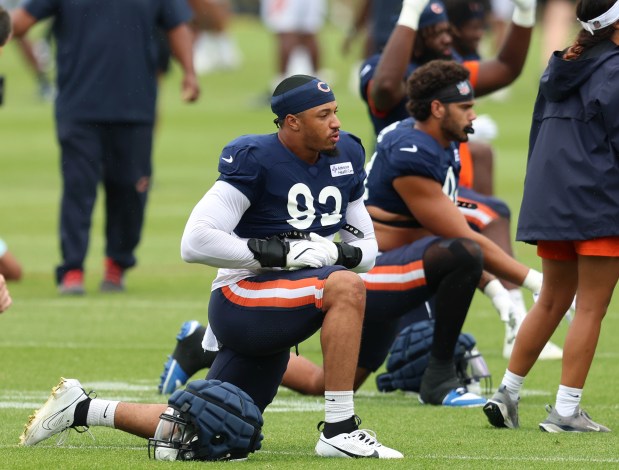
[{"xmin": 1, "ymin": 11, "xmax": 618, "ymax": 469}]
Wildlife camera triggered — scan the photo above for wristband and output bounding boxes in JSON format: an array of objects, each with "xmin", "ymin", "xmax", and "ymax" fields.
[
  {"xmin": 335, "ymin": 242, "xmax": 362, "ymax": 269},
  {"xmin": 396, "ymin": 0, "xmax": 422, "ymax": 31},
  {"xmin": 522, "ymin": 269, "xmax": 542, "ymax": 293},
  {"xmin": 0, "ymin": 239, "xmax": 7, "ymax": 258},
  {"xmin": 247, "ymin": 237, "xmax": 287, "ymax": 268}
]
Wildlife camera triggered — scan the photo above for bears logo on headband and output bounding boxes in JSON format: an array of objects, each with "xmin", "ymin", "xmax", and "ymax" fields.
[
  {"xmin": 271, "ymin": 75, "xmax": 336, "ymax": 120},
  {"xmin": 317, "ymin": 82, "xmax": 331, "ymax": 93}
]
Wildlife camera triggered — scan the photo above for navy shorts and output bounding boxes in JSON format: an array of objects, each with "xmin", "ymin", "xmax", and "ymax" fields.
[
  {"xmin": 358, "ymin": 236, "xmax": 438, "ymax": 371},
  {"xmin": 206, "ymin": 266, "xmax": 345, "ymax": 411}
]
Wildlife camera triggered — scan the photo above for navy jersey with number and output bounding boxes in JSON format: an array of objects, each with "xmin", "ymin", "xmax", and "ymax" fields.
[
  {"xmin": 217, "ymin": 132, "xmax": 367, "ymax": 239},
  {"xmin": 364, "ymin": 118, "xmax": 460, "ymax": 219}
]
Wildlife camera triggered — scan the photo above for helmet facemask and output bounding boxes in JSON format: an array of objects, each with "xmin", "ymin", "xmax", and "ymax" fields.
[
  {"xmin": 456, "ymin": 347, "xmax": 492, "ymax": 395},
  {"xmin": 148, "ymin": 407, "xmax": 198, "ymax": 461}
]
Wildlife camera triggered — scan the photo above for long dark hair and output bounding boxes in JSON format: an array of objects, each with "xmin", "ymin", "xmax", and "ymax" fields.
[{"xmin": 564, "ymin": 0, "xmax": 617, "ymax": 60}]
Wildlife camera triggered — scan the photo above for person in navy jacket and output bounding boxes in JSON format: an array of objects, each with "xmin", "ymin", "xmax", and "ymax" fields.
[
  {"xmin": 485, "ymin": 0, "xmax": 619, "ymax": 433},
  {"xmin": 11, "ymin": 0, "xmax": 200, "ymax": 295}
]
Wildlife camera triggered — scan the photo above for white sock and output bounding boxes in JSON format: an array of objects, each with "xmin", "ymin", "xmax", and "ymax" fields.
[
  {"xmin": 86, "ymin": 399, "xmax": 119, "ymax": 428},
  {"xmin": 324, "ymin": 391, "xmax": 354, "ymax": 423},
  {"xmin": 502, "ymin": 370, "xmax": 524, "ymax": 402},
  {"xmin": 555, "ymin": 385, "xmax": 582, "ymax": 417}
]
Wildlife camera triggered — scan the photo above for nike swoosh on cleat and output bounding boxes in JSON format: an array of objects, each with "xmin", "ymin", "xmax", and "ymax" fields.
[
  {"xmin": 320, "ymin": 439, "xmax": 379, "ymax": 458},
  {"xmin": 586, "ymin": 424, "xmax": 600, "ymax": 431}
]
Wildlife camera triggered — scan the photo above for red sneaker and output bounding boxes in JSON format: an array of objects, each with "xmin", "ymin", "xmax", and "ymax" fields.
[
  {"xmin": 59, "ymin": 269, "xmax": 85, "ymax": 295},
  {"xmin": 100, "ymin": 258, "xmax": 125, "ymax": 292}
]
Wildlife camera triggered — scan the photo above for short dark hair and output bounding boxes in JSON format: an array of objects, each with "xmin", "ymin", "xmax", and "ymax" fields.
[
  {"xmin": 0, "ymin": 7, "xmax": 11, "ymax": 47},
  {"xmin": 406, "ymin": 60, "xmax": 471, "ymax": 121}
]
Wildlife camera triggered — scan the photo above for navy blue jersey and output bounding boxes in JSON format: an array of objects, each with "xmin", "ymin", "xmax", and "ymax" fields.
[
  {"xmin": 364, "ymin": 118, "xmax": 460, "ymax": 221},
  {"xmin": 23, "ymin": 0, "xmax": 191, "ymax": 123},
  {"xmin": 359, "ymin": 54, "xmax": 417, "ymax": 136},
  {"xmin": 517, "ymin": 40, "xmax": 619, "ymax": 242},
  {"xmin": 217, "ymin": 132, "xmax": 367, "ymax": 240}
]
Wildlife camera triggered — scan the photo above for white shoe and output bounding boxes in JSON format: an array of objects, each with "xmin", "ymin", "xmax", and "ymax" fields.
[
  {"xmin": 502, "ymin": 312, "xmax": 563, "ymax": 360},
  {"xmin": 315, "ymin": 428, "xmax": 403, "ymax": 459},
  {"xmin": 20, "ymin": 378, "xmax": 90, "ymax": 446},
  {"xmin": 503, "ymin": 335, "xmax": 563, "ymax": 360},
  {"xmin": 537, "ymin": 341, "xmax": 563, "ymax": 360}
]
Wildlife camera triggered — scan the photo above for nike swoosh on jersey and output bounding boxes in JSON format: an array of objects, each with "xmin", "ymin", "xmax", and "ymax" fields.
[
  {"xmin": 399, "ymin": 146, "xmax": 418, "ymax": 153},
  {"xmin": 222, "ymin": 155, "xmax": 234, "ymax": 163}
]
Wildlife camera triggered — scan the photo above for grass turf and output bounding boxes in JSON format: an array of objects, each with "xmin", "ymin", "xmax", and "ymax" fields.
[{"xmin": 0, "ymin": 10, "xmax": 618, "ymax": 470}]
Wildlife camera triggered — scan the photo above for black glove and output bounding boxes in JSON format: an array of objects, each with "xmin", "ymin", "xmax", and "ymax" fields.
[
  {"xmin": 335, "ymin": 242, "xmax": 362, "ymax": 269},
  {"xmin": 247, "ymin": 237, "xmax": 288, "ymax": 267}
]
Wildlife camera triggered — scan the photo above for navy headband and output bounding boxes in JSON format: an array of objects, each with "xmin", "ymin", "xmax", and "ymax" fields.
[
  {"xmin": 429, "ymin": 80, "xmax": 475, "ymax": 103},
  {"xmin": 271, "ymin": 77, "xmax": 335, "ymax": 120}
]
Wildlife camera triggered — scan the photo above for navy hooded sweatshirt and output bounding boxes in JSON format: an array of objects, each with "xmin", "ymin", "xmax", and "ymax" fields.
[{"xmin": 517, "ymin": 40, "xmax": 619, "ymax": 243}]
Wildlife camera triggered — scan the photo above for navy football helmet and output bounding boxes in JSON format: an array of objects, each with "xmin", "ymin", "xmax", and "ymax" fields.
[{"xmin": 148, "ymin": 379, "xmax": 263, "ymax": 461}]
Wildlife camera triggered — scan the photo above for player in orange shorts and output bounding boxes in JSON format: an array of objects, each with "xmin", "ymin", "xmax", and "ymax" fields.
[{"xmin": 484, "ymin": 0, "xmax": 619, "ymax": 433}]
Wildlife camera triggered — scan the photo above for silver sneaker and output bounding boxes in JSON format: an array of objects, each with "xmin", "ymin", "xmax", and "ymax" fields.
[
  {"xmin": 483, "ymin": 385, "xmax": 520, "ymax": 429},
  {"xmin": 20, "ymin": 378, "xmax": 91, "ymax": 446},
  {"xmin": 539, "ymin": 405, "xmax": 610, "ymax": 433}
]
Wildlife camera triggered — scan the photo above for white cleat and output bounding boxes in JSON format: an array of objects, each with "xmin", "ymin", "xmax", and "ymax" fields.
[
  {"xmin": 20, "ymin": 377, "xmax": 89, "ymax": 446},
  {"xmin": 315, "ymin": 429, "xmax": 403, "ymax": 459},
  {"xmin": 503, "ymin": 321, "xmax": 563, "ymax": 360},
  {"xmin": 503, "ymin": 337, "xmax": 563, "ymax": 360},
  {"xmin": 537, "ymin": 341, "xmax": 563, "ymax": 360}
]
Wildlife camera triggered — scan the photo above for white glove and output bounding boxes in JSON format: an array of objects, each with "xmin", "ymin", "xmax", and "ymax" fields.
[
  {"xmin": 511, "ymin": 0, "xmax": 536, "ymax": 27},
  {"xmin": 397, "ymin": 0, "xmax": 428, "ymax": 30},
  {"xmin": 484, "ymin": 279, "xmax": 517, "ymax": 325},
  {"xmin": 286, "ymin": 233, "xmax": 338, "ymax": 270}
]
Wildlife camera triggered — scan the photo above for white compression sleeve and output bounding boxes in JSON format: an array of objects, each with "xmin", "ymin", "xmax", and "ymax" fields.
[
  {"xmin": 339, "ymin": 197, "xmax": 378, "ymax": 273},
  {"xmin": 180, "ymin": 181, "xmax": 262, "ymax": 269}
]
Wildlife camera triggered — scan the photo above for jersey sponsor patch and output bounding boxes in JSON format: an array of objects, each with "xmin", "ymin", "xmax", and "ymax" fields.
[{"xmin": 330, "ymin": 162, "xmax": 354, "ymax": 177}]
